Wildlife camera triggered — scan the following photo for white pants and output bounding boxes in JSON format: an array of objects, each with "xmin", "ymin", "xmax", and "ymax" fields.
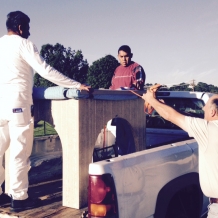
[
  {"xmin": 0, "ymin": 103, "xmax": 33, "ymax": 200},
  {"xmin": 208, "ymin": 203, "xmax": 218, "ymax": 218}
]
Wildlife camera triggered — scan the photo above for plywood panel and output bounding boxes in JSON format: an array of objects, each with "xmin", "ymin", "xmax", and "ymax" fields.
[{"xmin": 48, "ymin": 96, "xmax": 146, "ymax": 209}]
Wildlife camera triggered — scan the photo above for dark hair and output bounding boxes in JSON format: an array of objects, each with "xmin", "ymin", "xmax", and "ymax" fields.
[
  {"xmin": 211, "ymin": 98, "xmax": 218, "ymax": 108},
  {"xmin": 6, "ymin": 11, "xmax": 30, "ymax": 32},
  {"xmin": 211, "ymin": 97, "xmax": 218, "ymax": 116},
  {"xmin": 118, "ymin": 45, "xmax": 131, "ymax": 54}
]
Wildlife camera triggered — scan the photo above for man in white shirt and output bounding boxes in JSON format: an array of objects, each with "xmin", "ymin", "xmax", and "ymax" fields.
[
  {"xmin": 0, "ymin": 11, "xmax": 90, "ymax": 212},
  {"xmin": 142, "ymin": 85, "xmax": 218, "ymax": 218}
]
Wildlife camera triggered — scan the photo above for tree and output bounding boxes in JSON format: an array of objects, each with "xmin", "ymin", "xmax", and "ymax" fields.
[
  {"xmin": 169, "ymin": 83, "xmax": 191, "ymax": 91},
  {"xmin": 86, "ymin": 55, "xmax": 119, "ymax": 89},
  {"xmin": 194, "ymin": 82, "xmax": 210, "ymax": 92},
  {"xmin": 34, "ymin": 43, "xmax": 88, "ymax": 87},
  {"xmin": 146, "ymin": 81, "xmax": 218, "ymax": 93},
  {"xmin": 209, "ymin": 85, "xmax": 218, "ymax": 94},
  {"xmin": 194, "ymin": 82, "xmax": 218, "ymax": 93}
]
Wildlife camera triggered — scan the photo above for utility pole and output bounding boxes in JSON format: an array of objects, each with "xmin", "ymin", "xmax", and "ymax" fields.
[{"xmin": 189, "ymin": 79, "xmax": 196, "ymax": 91}]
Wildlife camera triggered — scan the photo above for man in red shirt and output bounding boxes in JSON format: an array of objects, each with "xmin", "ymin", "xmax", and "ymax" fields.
[{"xmin": 110, "ymin": 45, "xmax": 146, "ymax": 90}]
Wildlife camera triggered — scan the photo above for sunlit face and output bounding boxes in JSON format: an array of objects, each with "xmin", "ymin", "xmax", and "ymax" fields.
[{"xmin": 118, "ymin": 50, "xmax": 132, "ymax": 67}]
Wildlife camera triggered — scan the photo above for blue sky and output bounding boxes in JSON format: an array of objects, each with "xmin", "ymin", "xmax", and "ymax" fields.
[{"xmin": 1, "ymin": 0, "xmax": 218, "ymax": 87}]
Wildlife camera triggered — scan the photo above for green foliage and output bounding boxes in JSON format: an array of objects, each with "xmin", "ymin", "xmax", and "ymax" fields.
[
  {"xmin": 34, "ymin": 43, "xmax": 88, "ymax": 87},
  {"xmin": 169, "ymin": 83, "xmax": 192, "ymax": 91},
  {"xmin": 194, "ymin": 82, "xmax": 212, "ymax": 92},
  {"xmin": 34, "ymin": 73, "xmax": 54, "ymax": 87},
  {"xmin": 87, "ymin": 55, "xmax": 119, "ymax": 89},
  {"xmin": 147, "ymin": 82, "xmax": 218, "ymax": 93},
  {"xmin": 34, "ymin": 120, "xmax": 57, "ymax": 137},
  {"xmin": 195, "ymin": 82, "xmax": 218, "ymax": 93}
]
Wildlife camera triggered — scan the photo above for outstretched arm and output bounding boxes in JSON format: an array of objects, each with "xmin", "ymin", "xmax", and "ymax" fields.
[
  {"xmin": 21, "ymin": 40, "xmax": 91, "ymax": 91},
  {"xmin": 142, "ymin": 88, "xmax": 188, "ymax": 132}
]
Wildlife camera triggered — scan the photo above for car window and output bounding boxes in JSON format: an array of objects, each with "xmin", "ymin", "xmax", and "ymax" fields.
[{"xmin": 146, "ymin": 98, "xmax": 204, "ymax": 129}]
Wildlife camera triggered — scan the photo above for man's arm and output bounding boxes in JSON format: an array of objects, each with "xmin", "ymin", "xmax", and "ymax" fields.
[
  {"xmin": 22, "ymin": 40, "xmax": 90, "ymax": 91},
  {"xmin": 134, "ymin": 66, "xmax": 146, "ymax": 90},
  {"xmin": 142, "ymin": 89, "xmax": 188, "ymax": 132}
]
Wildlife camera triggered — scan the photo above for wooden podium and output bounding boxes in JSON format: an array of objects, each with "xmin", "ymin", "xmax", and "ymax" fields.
[{"xmin": 5, "ymin": 90, "xmax": 146, "ymax": 209}]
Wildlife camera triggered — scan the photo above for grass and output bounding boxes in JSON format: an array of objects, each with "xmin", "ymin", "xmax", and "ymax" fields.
[{"xmin": 34, "ymin": 120, "xmax": 58, "ymax": 137}]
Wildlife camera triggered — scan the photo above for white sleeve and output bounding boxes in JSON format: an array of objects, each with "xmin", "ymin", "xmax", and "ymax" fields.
[
  {"xmin": 185, "ymin": 116, "xmax": 208, "ymax": 150},
  {"xmin": 20, "ymin": 39, "xmax": 81, "ymax": 89}
]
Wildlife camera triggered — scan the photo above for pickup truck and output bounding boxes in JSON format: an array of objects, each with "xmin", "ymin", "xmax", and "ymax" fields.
[{"xmin": 87, "ymin": 91, "xmax": 213, "ymax": 218}]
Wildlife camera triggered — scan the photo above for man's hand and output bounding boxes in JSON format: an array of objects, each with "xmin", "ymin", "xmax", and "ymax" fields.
[
  {"xmin": 142, "ymin": 84, "xmax": 161, "ymax": 102},
  {"xmin": 135, "ymin": 80, "xmax": 144, "ymax": 90},
  {"xmin": 79, "ymin": 84, "xmax": 91, "ymax": 92},
  {"xmin": 142, "ymin": 84, "xmax": 161, "ymax": 114},
  {"xmin": 143, "ymin": 84, "xmax": 187, "ymax": 131}
]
